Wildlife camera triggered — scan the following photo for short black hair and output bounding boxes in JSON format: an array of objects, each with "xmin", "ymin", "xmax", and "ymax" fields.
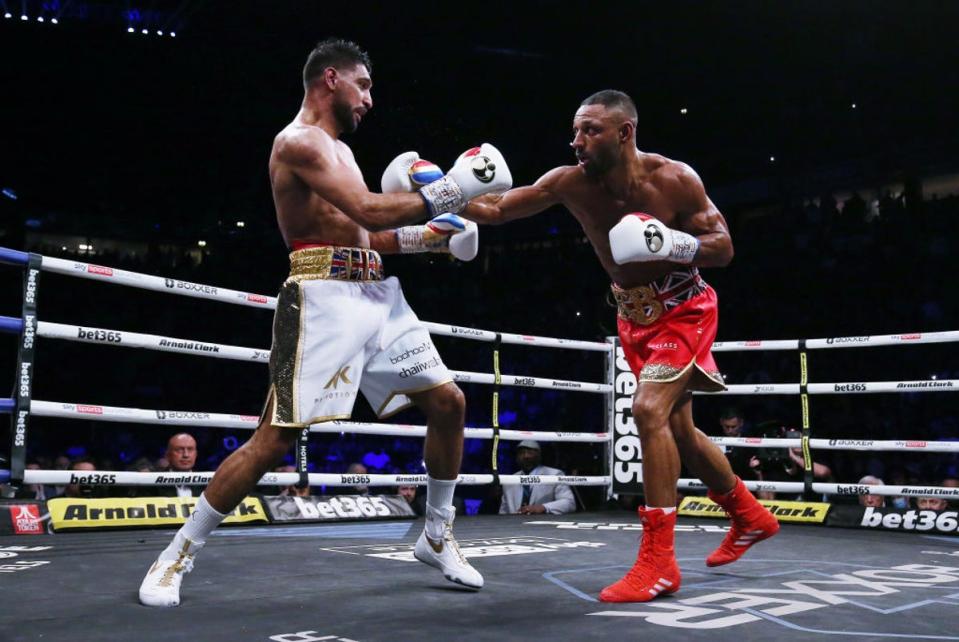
[
  {"xmin": 580, "ymin": 89, "xmax": 638, "ymax": 125},
  {"xmin": 719, "ymin": 407, "xmax": 743, "ymax": 420},
  {"xmin": 303, "ymin": 38, "xmax": 372, "ymax": 89}
]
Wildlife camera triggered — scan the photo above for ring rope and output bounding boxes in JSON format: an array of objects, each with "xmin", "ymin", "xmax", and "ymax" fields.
[
  {"xmin": 5, "ymin": 249, "xmax": 957, "ymax": 353},
  {"xmin": 23, "ymin": 399, "xmax": 608, "ymax": 442},
  {"xmin": 679, "ymin": 478, "xmax": 959, "ymax": 499},
  {"xmin": 0, "ymin": 317, "xmax": 610, "ymax": 394},
  {"xmin": 18, "ymin": 399, "xmax": 959, "ymax": 452},
  {"xmin": 13, "ymin": 470, "xmax": 610, "ymax": 487}
]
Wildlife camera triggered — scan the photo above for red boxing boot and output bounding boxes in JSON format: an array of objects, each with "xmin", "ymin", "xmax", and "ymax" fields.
[
  {"xmin": 706, "ymin": 477, "xmax": 780, "ymax": 567},
  {"xmin": 599, "ymin": 507, "xmax": 681, "ymax": 602}
]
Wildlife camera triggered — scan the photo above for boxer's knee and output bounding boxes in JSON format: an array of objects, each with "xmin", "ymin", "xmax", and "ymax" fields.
[
  {"xmin": 249, "ymin": 424, "xmax": 299, "ymax": 463},
  {"xmin": 423, "ymin": 383, "xmax": 465, "ymax": 426},
  {"xmin": 632, "ymin": 397, "xmax": 671, "ymax": 436}
]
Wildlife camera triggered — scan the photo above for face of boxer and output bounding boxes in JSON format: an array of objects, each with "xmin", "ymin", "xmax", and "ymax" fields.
[
  {"xmin": 330, "ymin": 64, "xmax": 372, "ymax": 134},
  {"xmin": 571, "ymin": 105, "xmax": 630, "ymax": 177}
]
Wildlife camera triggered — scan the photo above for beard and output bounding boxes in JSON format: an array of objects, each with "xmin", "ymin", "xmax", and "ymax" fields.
[
  {"xmin": 582, "ymin": 145, "xmax": 616, "ymax": 177},
  {"xmin": 333, "ymin": 96, "xmax": 357, "ymax": 134}
]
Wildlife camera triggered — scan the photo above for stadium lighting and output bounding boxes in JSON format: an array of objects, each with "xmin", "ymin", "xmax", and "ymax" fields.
[
  {"xmin": 236, "ymin": 221, "xmax": 245, "ymax": 228},
  {"xmin": 680, "ymin": 107, "xmax": 688, "ymax": 114},
  {"xmin": 127, "ymin": 26, "xmax": 134, "ymax": 33},
  {"xmin": 51, "ymin": 18, "xmax": 58, "ymax": 24},
  {"xmin": 3, "ymin": 13, "xmax": 12, "ymax": 19},
  {"xmin": 198, "ymin": 240, "xmax": 207, "ymax": 247}
]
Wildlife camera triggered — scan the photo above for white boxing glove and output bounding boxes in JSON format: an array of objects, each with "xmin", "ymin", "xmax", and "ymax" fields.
[
  {"xmin": 380, "ymin": 152, "xmax": 445, "ymax": 194},
  {"xmin": 419, "ymin": 143, "xmax": 513, "ymax": 216},
  {"xmin": 609, "ymin": 213, "xmax": 700, "ymax": 265},
  {"xmin": 396, "ymin": 213, "xmax": 479, "ymax": 261}
]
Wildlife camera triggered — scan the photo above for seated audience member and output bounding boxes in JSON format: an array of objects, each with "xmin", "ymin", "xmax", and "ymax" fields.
[{"xmin": 500, "ymin": 440, "xmax": 575, "ymax": 515}]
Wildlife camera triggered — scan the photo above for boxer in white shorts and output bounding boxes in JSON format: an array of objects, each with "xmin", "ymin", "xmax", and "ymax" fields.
[
  {"xmin": 139, "ymin": 38, "xmax": 512, "ymax": 607},
  {"xmin": 268, "ymin": 245, "xmax": 453, "ymax": 425}
]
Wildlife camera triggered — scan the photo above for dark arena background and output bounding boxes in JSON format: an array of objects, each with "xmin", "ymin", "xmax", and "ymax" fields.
[{"xmin": 2, "ymin": 2, "xmax": 959, "ymax": 641}]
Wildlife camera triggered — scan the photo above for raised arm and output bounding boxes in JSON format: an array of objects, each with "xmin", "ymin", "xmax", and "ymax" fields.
[
  {"xmin": 462, "ymin": 167, "xmax": 565, "ymax": 225},
  {"xmin": 608, "ymin": 162, "xmax": 734, "ymax": 268},
  {"xmin": 277, "ymin": 131, "xmax": 429, "ymax": 232},
  {"xmin": 670, "ymin": 163, "xmax": 734, "ymax": 268}
]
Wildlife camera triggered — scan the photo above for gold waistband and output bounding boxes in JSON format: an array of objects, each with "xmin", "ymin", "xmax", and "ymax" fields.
[{"xmin": 288, "ymin": 246, "xmax": 384, "ymax": 281}]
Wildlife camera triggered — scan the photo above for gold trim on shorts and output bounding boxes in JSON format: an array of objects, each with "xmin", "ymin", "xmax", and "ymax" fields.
[
  {"xmin": 376, "ymin": 379, "xmax": 455, "ymax": 419},
  {"xmin": 288, "ymin": 246, "xmax": 384, "ymax": 282},
  {"xmin": 639, "ymin": 360, "xmax": 727, "ymax": 393}
]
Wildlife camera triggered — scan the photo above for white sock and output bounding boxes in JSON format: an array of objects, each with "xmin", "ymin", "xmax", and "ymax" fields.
[
  {"xmin": 425, "ymin": 476, "xmax": 457, "ymax": 512},
  {"xmin": 425, "ymin": 477, "xmax": 457, "ymax": 539},
  {"xmin": 161, "ymin": 493, "xmax": 227, "ymax": 560},
  {"xmin": 646, "ymin": 505, "xmax": 677, "ymax": 515}
]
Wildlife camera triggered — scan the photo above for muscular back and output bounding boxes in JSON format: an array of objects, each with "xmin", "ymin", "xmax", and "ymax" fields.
[{"xmin": 269, "ymin": 122, "xmax": 371, "ymax": 249}]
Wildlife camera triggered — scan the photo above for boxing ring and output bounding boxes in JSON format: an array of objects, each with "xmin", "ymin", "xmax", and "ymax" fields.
[{"xmin": 2, "ymin": 246, "xmax": 959, "ymax": 641}]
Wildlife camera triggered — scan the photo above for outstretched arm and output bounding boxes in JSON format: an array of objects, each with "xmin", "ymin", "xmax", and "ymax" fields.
[{"xmin": 462, "ymin": 167, "xmax": 565, "ymax": 225}]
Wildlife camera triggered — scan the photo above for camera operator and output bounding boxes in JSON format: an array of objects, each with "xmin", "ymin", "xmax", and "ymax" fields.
[{"xmin": 749, "ymin": 422, "xmax": 832, "ymax": 500}]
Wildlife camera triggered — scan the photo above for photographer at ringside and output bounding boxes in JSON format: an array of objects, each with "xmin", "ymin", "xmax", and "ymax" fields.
[{"xmin": 749, "ymin": 422, "xmax": 832, "ymax": 500}]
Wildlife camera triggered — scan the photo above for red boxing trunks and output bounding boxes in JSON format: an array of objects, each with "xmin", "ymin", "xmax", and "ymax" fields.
[{"xmin": 612, "ymin": 267, "xmax": 726, "ymax": 392}]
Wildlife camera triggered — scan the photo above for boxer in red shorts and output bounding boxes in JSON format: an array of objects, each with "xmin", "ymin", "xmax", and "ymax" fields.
[{"xmin": 464, "ymin": 89, "xmax": 779, "ymax": 602}]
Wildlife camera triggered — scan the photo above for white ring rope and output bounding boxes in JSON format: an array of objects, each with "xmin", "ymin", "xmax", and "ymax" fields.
[
  {"xmin": 14, "ymin": 251, "xmax": 959, "ymax": 497},
  {"xmin": 34, "ymin": 320, "xmax": 610, "ymax": 393},
  {"xmin": 21, "ymin": 470, "xmax": 610, "ymax": 487},
  {"xmin": 33, "ymin": 321, "xmax": 957, "ymax": 397},
  {"xmin": 710, "ymin": 436, "xmax": 959, "ymax": 453},
  {"xmin": 678, "ymin": 478, "xmax": 959, "ymax": 499},
  {"xmin": 29, "ymin": 400, "xmax": 608, "ymax": 443},
  {"xmin": 39, "ymin": 255, "xmax": 609, "ymax": 352},
  {"xmin": 29, "ymin": 401, "xmax": 959, "ymax": 452},
  {"xmin": 695, "ymin": 381, "xmax": 959, "ymax": 395},
  {"xmin": 713, "ymin": 331, "xmax": 959, "ymax": 351},
  {"xmin": 39, "ymin": 254, "xmax": 959, "ymax": 353}
]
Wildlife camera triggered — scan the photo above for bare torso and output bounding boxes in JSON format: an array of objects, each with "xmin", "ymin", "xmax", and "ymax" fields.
[
  {"xmin": 269, "ymin": 122, "xmax": 371, "ymax": 249},
  {"xmin": 551, "ymin": 153, "xmax": 695, "ymax": 287}
]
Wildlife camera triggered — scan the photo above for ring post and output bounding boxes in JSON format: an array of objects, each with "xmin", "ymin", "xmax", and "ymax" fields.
[
  {"xmin": 799, "ymin": 341, "xmax": 814, "ymax": 496},
  {"xmin": 11, "ymin": 253, "xmax": 42, "ymax": 483},
  {"xmin": 490, "ymin": 333, "xmax": 502, "ymax": 487}
]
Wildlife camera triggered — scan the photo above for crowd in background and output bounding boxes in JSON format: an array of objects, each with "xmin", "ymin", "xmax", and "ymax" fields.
[{"xmin": 2, "ymin": 187, "xmax": 958, "ymax": 511}]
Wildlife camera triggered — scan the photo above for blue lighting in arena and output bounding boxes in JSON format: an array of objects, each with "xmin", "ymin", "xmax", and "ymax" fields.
[
  {"xmin": 25, "ymin": 219, "xmax": 42, "ymax": 229},
  {"xmin": 499, "ymin": 409, "xmax": 518, "ymax": 425},
  {"xmin": 66, "ymin": 446, "xmax": 87, "ymax": 458},
  {"xmin": 223, "ymin": 436, "xmax": 239, "ymax": 451},
  {"xmin": 2, "ymin": 188, "xmax": 17, "ymax": 200}
]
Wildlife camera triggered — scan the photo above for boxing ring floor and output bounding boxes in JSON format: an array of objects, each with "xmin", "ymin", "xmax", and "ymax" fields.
[{"xmin": 3, "ymin": 512, "xmax": 959, "ymax": 642}]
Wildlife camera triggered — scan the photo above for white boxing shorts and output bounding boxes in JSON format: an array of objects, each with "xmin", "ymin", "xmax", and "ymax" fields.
[{"xmin": 263, "ymin": 246, "xmax": 453, "ymax": 427}]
